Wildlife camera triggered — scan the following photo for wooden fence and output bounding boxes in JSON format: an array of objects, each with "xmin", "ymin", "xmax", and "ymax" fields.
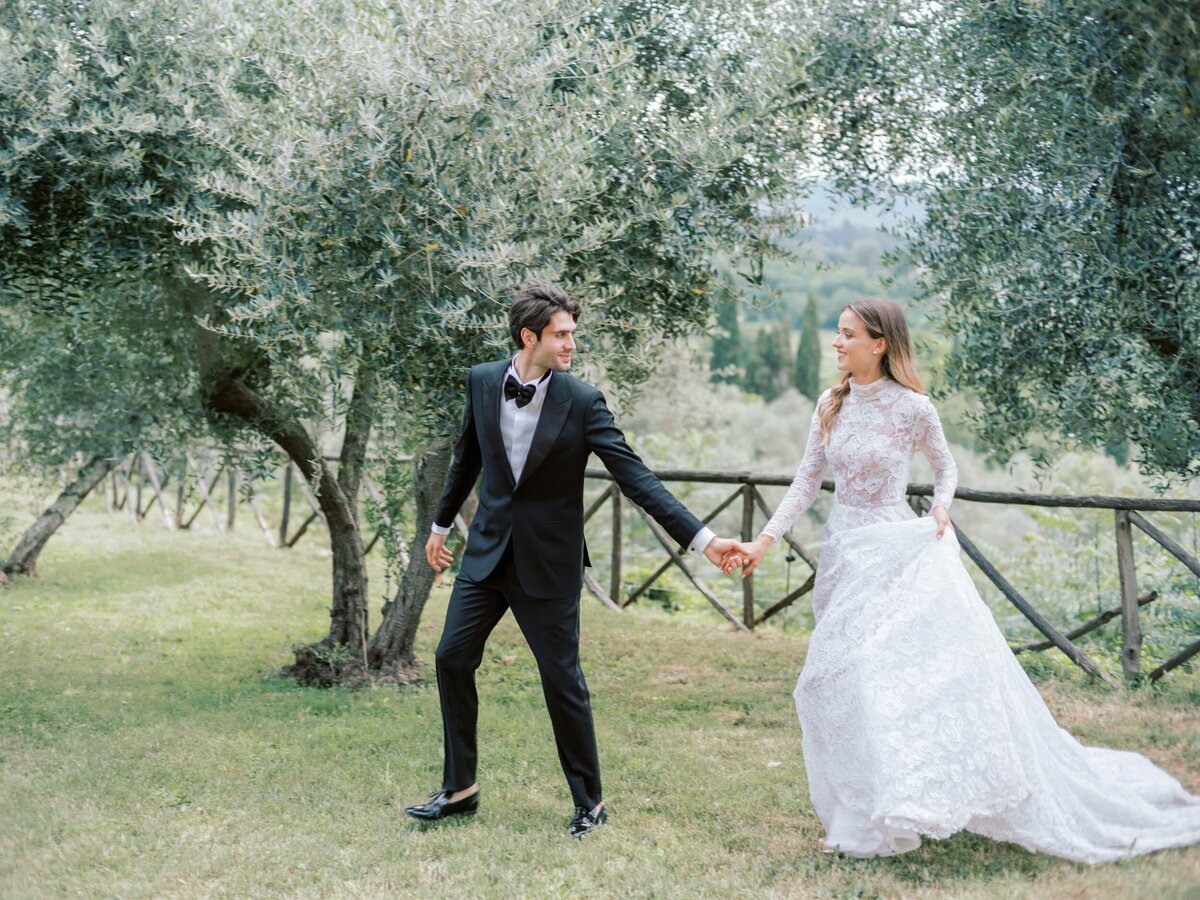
[
  {"xmin": 103, "ymin": 451, "xmax": 405, "ymax": 560},
  {"xmin": 104, "ymin": 452, "xmax": 1199, "ymax": 685}
]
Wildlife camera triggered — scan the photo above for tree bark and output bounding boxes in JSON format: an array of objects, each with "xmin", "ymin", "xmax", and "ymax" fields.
[
  {"xmin": 202, "ymin": 369, "xmax": 370, "ymax": 648},
  {"xmin": 183, "ymin": 278, "xmax": 381, "ymax": 684},
  {"xmin": 188, "ymin": 278, "xmax": 378, "ymax": 674},
  {"xmin": 337, "ymin": 365, "xmax": 376, "ymax": 517},
  {"xmin": 368, "ymin": 437, "xmax": 452, "ymax": 674},
  {"xmin": 4, "ymin": 455, "xmax": 118, "ymax": 577}
]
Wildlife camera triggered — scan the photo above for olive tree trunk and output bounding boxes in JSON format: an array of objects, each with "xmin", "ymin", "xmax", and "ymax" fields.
[
  {"xmin": 4, "ymin": 455, "xmax": 118, "ymax": 578},
  {"xmin": 193, "ymin": 304, "xmax": 375, "ymax": 683},
  {"xmin": 368, "ymin": 438, "xmax": 453, "ymax": 674},
  {"xmin": 204, "ymin": 368, "xmax": 370, "ymax": 645}
]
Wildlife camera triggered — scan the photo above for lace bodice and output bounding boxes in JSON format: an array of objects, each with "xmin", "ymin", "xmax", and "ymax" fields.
[{"xmin": 763, "ymin": 378, "xmax": 957, "ymax": 541}]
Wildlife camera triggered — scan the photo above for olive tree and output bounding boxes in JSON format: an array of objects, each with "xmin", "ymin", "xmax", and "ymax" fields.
[
  {"xmin": 0, "ymin": 277, "xmax": 203, "ymax": 575},
  {"xmin": 2, "ymin": 0, "xmax": 821, "ymax": 679},
  {"xmin": 808, "ymin": 0, "xmax": 1200, "ymax": 478},
  {"xmin": 917, "ymin": 1, "xmax": 1200, "ymax": 476},
  {"xmin": 184, "ymin": 0, "xmax": 819, "ymax": 678},
  {"xmin": 0, "ymin": 2, "xmax": 237, "ymax": 576}
]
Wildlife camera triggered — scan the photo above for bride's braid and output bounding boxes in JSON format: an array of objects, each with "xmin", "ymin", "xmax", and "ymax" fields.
[
  {"xmin": 818, "ymin": 376, "xmax": 854, "ymax": 446},
  {"xmin": 818, "ymin": 297, "xmax": 924, "ymax": 445}
]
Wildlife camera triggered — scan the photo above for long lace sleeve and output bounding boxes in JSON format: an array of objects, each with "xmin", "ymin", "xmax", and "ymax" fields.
[
  {"xmin": 914, "ymin": 395, "xmax": 957, "ymax": 511},
  {"xmin": 762, "ymin": 399, "xmax": 829, "ymax": 540}
]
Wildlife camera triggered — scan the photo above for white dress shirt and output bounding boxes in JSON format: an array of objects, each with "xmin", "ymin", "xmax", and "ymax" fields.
[
  {"xmin": 499, "ymin": 359, "xmax": 551, "ymax": 484},
  {"xmin": 432, "ymin": 359, "xmax": 714, "ymax": 558}
]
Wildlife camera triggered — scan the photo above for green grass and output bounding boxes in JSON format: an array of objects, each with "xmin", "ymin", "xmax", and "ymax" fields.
[{"xmin": 2, "ymin": 510, "xmax": 1199, "ymax": 898}]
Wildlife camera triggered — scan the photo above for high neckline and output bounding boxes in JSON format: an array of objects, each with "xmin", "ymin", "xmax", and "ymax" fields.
[{"xmin": 848, "ymin": 376, "xmax": 893, "ymax": 398}]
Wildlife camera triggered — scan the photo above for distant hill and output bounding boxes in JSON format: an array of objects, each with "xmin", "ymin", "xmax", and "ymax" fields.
[{"xmin": 731, "ymin": 180, "xmax": 927, "ymax": 326}]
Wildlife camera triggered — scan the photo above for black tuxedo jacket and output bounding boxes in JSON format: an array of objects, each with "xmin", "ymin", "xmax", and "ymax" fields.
[{"xmin": 435, "ymin": 359, "xmax": 703, "ymax": 599}]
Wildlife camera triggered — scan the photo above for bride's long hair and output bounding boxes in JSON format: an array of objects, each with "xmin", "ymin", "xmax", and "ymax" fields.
[{"xmin": 818, "ymin": 297, "xmax": 925, "ymax": 444}]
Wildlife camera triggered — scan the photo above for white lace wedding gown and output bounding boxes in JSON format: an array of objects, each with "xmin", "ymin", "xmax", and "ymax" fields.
[{"xmin": 763, "ymin": 377, "xmax": 1200, "ymax": 863}]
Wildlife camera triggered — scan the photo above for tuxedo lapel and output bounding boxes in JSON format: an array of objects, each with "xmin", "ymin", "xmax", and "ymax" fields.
[
  {"xmin": 479, "ymin": 360, "xmax": 514, "ymax": 489},
  {"xmin": 516, "ymin": 373, "xmax": 572, "ymax": 490}
]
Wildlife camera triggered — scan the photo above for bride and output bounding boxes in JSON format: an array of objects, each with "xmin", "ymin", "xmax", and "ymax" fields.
[{"xmin": 726, "ymin": 297, "xmax": 1200, "ymax": 863}]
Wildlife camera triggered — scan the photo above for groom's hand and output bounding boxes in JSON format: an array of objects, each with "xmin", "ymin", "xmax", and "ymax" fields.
[
  {"xmin": 426, "ymin": 532, "xmax": 454, "ymax": 572},
  {"xmin": 703, "ymin": 536, "xmax": 738, "ymax": 572}
]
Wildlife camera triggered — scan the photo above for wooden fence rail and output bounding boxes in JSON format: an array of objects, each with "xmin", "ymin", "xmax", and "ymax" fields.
[
  {"xmin": 108, "ymin": 452, "xmax": 393, "ymax": 555},
  {"xmin": 102, "ymin": 452, "xmax": 1199, "ymax": 684}
]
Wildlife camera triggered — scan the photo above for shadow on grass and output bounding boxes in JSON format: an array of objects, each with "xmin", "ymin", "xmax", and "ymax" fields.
[
  {"xmin": 403, "ymin": 812, "xmax": 482, "ymax": 835},
  {"xmin": 842, "ymin": 831, "xmax": 1064, "ymax": 885}
]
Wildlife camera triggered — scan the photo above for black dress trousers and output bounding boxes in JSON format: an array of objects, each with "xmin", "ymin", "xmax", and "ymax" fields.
[{"xmin": 434, "ymin": 544, "xmax": 601, "ymax": 811}]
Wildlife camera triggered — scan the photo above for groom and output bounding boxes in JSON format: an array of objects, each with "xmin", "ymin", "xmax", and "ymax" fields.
[{"xmin": 406, "ymin": 284, "xmax": 734, "ymax": 838}]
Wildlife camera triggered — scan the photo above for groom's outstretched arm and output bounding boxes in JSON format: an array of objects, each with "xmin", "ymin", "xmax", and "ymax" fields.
[
  {"xmin": 426, "ymin": 370, "xmax": 483, "ymax": 571},
  {"xmin": 583, "ymin": 389, "xmax": 723, "ymax": 562},
  {"xmin": 434, "ymin": 369, "xmax": 483, "ymax": 529}
]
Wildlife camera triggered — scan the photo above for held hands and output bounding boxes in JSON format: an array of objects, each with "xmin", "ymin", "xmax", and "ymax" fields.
[
  {"xmin": 703, "ymin": 535, "xmax": 774, "ymax": 577},
  {"xmin": 427, "ymin": 531, "xmax": 781, "ymax": 576},
  {"xmin": 703, "ymin": 536, "xmax": 740, "ymax": 570},
  {"xmin": 724, "ymin": 535, "xmax": 773, "ymax": 577},
  {"xmin": 425, "ymin": 531, "xmax": 455, "ymax": 572}
]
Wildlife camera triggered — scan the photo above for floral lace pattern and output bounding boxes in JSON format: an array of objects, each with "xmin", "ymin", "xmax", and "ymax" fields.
[
  {"xmin": 766, "ymin": 381, "xmax": 1200, "ymax": 861},
  {"xmin": 764, "ymin": 378, "xmax": 957, "ymax": 542}
]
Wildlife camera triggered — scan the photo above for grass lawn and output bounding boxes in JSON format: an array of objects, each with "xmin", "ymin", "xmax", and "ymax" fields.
[{"xmin": 2, "ymin": 509, "xmax": 1198, "ymax": 899}]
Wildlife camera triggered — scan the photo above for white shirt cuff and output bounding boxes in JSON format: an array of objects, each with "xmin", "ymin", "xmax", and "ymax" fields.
[
  {"xmin": 687, "ymin": 526, "xmax": 716, "ymax": 558},
  {"xmin": 430, "ymin": 522, "xmax": 452, "ymax": 535}
]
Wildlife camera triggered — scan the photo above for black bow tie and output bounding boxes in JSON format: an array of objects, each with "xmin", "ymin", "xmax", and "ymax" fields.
[{"xmin": 504, "ymin": 374, "xmax": 537, "ymax": 408}]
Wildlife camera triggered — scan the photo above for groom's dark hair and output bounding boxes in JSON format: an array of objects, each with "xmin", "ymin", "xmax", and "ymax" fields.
[{"xmin": 509, "ymin": 284, "xmax": 581, "ymax": 349}]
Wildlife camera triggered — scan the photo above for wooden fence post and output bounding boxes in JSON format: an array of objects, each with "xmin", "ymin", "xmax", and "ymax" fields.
[
  {"xmin": 610, "ymin": 489, "xmax": 622, "ymax": 605},
  {"xmin": 184, "ymin": 455, "xmax": 226, "ymax": 533},
  {"xmin": 127, "ymin": 456, "xmax": 141, "ymax": 523},
  {"xmin": 246, "ymin": 492, "xmax": 279, "ymax": 548},
  {"xmin": 174, "ymin": 458, "xmax": 186, "ymax": 529},
  {"xmin": 280, "ymin": 463, "xmax": 292, "ymax": 546},
  {"xmin": 226, "ymin": 467, "xmax": 238, "ymax": 533},
  {"xmin": 117, "ymin": 462, "xmax": 131, "ymax": 512},
  {"xmin": 140, "ymin": 453, "xmax": 176, "ymax": 530},
  {"xmin": 742, "ymin": 483, "xmax": 755, "ymax": 628},
  {"xmin": 1114, "ymin": 510, "xmax": 1142, "ymax": 680}
]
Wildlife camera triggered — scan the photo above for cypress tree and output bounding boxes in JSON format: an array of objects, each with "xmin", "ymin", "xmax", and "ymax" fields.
[
  {"xmin": 794, "ymin": 294, "xmax": 822, "ymax": 400},
  {"xmin": 710, "ymin": 295, "xmax": 742, "ymax": 385},
  {"xmin": 746, "ymin": 320, "xmax": 793, "ymax": 401}
]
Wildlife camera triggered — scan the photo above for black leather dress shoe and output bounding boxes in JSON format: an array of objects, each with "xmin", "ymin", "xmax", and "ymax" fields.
[
  {"xmin": 404, "ymin": 789, "xmax": 480, "ymax": 821},
  {"xmin": 568, "ymin": 802, "xmax": 607, "ymax": 838}
]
